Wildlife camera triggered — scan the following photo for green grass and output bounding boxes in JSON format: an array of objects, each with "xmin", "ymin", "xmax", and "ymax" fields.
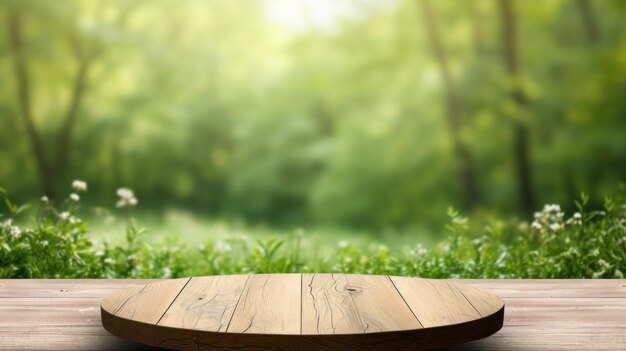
[
  {"xmin": 87, "ymin": 208, "xmax": 441, "ymax": 254},
  {"xmin": 1, "ymin": 186, "xmax": 624, "ymax": 279}
]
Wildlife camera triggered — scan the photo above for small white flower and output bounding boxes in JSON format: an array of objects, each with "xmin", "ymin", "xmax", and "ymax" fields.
[
  {"xmin": 338, "ymin": 240, "xmax": 349, "ymax": 248},
  {"xmin": 59, "ymin": 212, "xmax": 70, "ymax": 220},
  {"xmin": 453, "ymin": 216, "xmax": 468, "ymax": 226},
  {"xmin": 41, "ymin": 240, "xmax": 49, "ymax": 247},
  {"xmin": 549, "ymin": 223, "xmax": 561, "ymax": 232},
  {"xmin": 72, "ymin": 180, "xmax": 87, "ymax": 192},
  {"xmin": 215, "ymin": 241, "xmax": 232, "ymax": 252},
  {"xmin": 9, "ymin": 225, "xmax": 21, "ymax": 238},
  {"xmin": 69, "ymin": 216, "xmax": 80, "ymax": 224},
  {"xmin": 41, "ymin": 196, "xmax": 49, "ymax": 203},
  {"xmin": 116, "ymin": 188, "xmax": 138, "ymax": 208},
  {"xmin": 103, "ymin": 258, "xmax": 115, "ymax": 265},
  {"xmin": 95, "ymin": 250, "xmax": 105, "ymax": 257},
  {"xmin": 162, "ymin": 267, "xmax": 172, "ymax": 278},
  {"xmin": 531, "ymin": 221, "xmax": 542, "ymax": 230},
  {"xmin": 566, "ymin": 212, "xmax": 583, "ymax": 226},
  {"xmin": 117, "ymin": 188, "xmax": 134, "ymax": 199},
  {"xmin": 69, "ymin": 193, "xmax": 80, "ymax": 202}
]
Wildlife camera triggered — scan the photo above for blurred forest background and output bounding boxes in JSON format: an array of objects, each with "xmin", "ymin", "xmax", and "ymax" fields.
[{"xmin": 1, "ymin": 0, "xmax": 625, "ymax": 241}]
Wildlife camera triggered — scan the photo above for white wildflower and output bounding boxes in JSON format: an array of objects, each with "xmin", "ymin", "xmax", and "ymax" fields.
[
  {"xmin": 103, "ymin": 258, "xmax": 115, "ymax": 265},
  {"xmin": 566, "ymin": 212, "xmax": 583, "ymax": 226},
  {"xmin": 41, "ymin": 196, "xmax": 49, "ymax": 203},
  {"xmin": 59, "ymin": 212, "xmax": 70, "ymax": 220},
  {"xmin": 95, "ymin": 250, "xmax": 105, "ymax": 257},
  {"xmin": 163, "ymin": 267, "xmax": 172, "ymax": 278},
  {"xmin": 41, "ymin": 240, "xmax": 49, "ymax": 247},
  {"xmin": 69, "ymin": 193, "xmax": 80, "ymax": 202},
  {"xmin": 116, "ymin": 188, "xmax": 138, "ymax": 208},
  {"xmin": 215, "ymin": 241, "xmax": 232, "ymax": 252},
  {"xmin": 532, "ymin": 204, "xmax": 565, "ymax": 233},
  {"xmin": 549, "ymin": 223, "xmax": 561, "ymax": 232},
  {"xmin": 72, "ymin": 180, "xmax": 87, "ymax": 192},
  {"xmin": 453, "ymin": 216, "xmax": 468, "ymax": 226},
  {"xmin": 69, "ymin": 216, "xmax": 80, "ymax": 224},
  {"xmin": 338, "ymin": 240, "xmax": 349, "ymax": 249},
  {"xmin": 9, "ymin": 225, "xmax": 21, "ymax": 238},
  {"xmin": 1, "ymin": 219, "xmax": 22, "ymax": 238}
]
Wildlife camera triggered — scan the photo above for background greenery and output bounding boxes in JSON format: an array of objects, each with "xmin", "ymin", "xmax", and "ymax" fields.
[{"xmin": 0, "ymin": 0, "xmax": 625, "ymax": 278}]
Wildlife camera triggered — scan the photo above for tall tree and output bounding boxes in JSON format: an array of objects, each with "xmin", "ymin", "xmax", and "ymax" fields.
[
  {"xmin": 6, "ymin": 3, "xmax": 136, "ymax": 199},
  {"xmin": 6, "ymin": 8, "xmax": 57, "ymax": 198},
  {"xmin": 498, "ymin": 0, "xmax": 534, "ymax": 212},
  {"xmin": 576, "ymin": 0, "xmax": 601, "ymax": 45},
  {"xmin": 469, "ymin": 0, "xmax": 486, "ymax": 54},
  {"xmin": 418, "ymin": 0, "xmax": 480, "ymax": 209}
]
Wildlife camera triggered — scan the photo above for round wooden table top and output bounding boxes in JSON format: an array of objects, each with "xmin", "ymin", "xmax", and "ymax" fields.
[{"xmin": 101, "ymin": 274, "xmax": 504, "ymax": 350}]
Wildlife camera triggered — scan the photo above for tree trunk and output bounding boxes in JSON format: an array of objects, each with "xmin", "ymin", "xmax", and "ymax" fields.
[
  {"xmin": 6, "ymin": 8, "xmax": 58, "ymax": 199},
  {"xmin": 55, "ymin": 57, "xmax": 92, "ymax": 184},
  {"xmin": 418, "ymin": 0, "xmax": 480, "ymax": 209},
  {"xmin": 469, "ymin": 0, "xmax": 485, "ymax": 54},
  {"xmin": 498, "ymin": 0, "xmax": 534, "ymax": 213},
  {"xmin": 576, "ymin": 0, "xmax": 600, "ymax": 45}
]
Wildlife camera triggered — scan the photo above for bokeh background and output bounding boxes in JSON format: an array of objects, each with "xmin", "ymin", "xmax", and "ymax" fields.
[{"xmin": 1, "ymin": 0, "xmax": 625, "ymax": 244}]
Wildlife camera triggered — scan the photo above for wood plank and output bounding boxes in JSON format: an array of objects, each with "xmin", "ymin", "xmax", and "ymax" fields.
[
  {"xmin": 390, "ymin": 277, "xmax": 484, "ymax": 327},
  {"xmin": 0, "ymin": 326, "xmax": 158, "ymax": 351},
  {"xmin": 343, "ymin": 275, "xmax": 422, "ymax": 333},
  {"xmin": 158, "ymin": 275, "xmax": 248, "ymax": 331},
  {"xmin": 2, "ymin": 279, "xmax": 623, "ymax": 298},
  {"xmin": 452, "ymin": 282, "xmax": 504, "ymax": 317},
  {"xmin": 458, "ymin": 279, "xmax": 626, "ymax": 298},
  {"xmin": 444, "ymin": 326, "xmax": 626, "ymax": 351},
  {"xmin": 0, "ymin": 298, "xmax": 103, "ymax": 326},
  {"xmin": 100, "ymin": 287, "xmax": 142, "ymax": 315},
  {"xmin": 113, "ymin": 278, "xmax": 190, "ymax": 324},
  {"xmin": 301, "ymin": 273, "xmax": 363, "ymax": 335},
  {"xmin": 1, "ymin": 278, "xmax": 625, "ymax": 350},
  {"xmin": 502, "ymin": 297, "xmax": 626, "ymax": 326},
  {"xmin": 227, "ymin": 274, "xmax": 301, "ymax": 334},
  {"xmin": 0, "ymin": 279, "xmax": 156, "ymax": 298}
]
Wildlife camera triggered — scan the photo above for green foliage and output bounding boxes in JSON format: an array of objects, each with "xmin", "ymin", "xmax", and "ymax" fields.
[
  {"xmin": 1, "ymin": 1, "xmax": 625, "ymax": 229},
  {"xmin": 1, "ymin": 187, "xmax": 623, "ymax": 279}
]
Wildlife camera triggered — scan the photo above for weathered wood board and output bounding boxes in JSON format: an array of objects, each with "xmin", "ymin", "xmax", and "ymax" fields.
[
  {"xmin": 0, "ymin": 278, "xmax": 624, "ymax": 350},
  {"xmin": 99, "ymin": 274, "xmax": 504, "ymax": 350}
]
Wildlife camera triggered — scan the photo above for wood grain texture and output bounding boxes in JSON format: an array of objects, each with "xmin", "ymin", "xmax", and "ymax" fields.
[
  {"xmin": 1, "ymin": 278, "xmax": 624, "ymax": 350},
  {"xmin": 113, "ymin": 278, "xmax": 190, "ymax": 324},
  {"xmin": 158, "ymin": 275, "xmax": 248, "ymax": 331},
  {"xmin": 226, "ymin": 274, "xmax": 301, "ymax": 334},
  {"xmin": 301, "ymin": 273, "xmax": 362, "ymax": 334},
  {"xmin": 100, "ymin": 274, "xmax": 503, "ymax": 349},
  {"xmin": 453, "ymin": 282, "xmax": 505, "ymax": 317},
  {"xmin": 343, "ymin": 274, "xmax": 423, "ymax": 333},
  {"xmin": 391, "ymin": 277, "xmax": 483, "ymax": 327}
]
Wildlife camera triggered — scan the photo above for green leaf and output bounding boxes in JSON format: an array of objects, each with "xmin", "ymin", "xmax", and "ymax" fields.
[{"xmin": 16, "ymin": 204, "xmax": 31, "ymax": 217}]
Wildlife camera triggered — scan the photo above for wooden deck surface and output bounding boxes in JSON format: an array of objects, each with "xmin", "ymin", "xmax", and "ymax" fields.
[{"xmin": 0, "ymin": 279, "xmax": 624, "ymax": 350}]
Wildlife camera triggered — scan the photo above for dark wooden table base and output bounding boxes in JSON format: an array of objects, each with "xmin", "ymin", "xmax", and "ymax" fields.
[{"xmin": 0, "ymin": 279, "xmax": 624, "ymax": 350}]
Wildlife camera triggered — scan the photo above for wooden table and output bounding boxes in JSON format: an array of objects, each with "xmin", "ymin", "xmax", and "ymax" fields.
[
  {"xmin": 0, "ymin": 279, "xmax": 624, "ymax": 350},
  {"xmin": 100, "ymin": 275, "xmax": 504, "ymax": 350}
]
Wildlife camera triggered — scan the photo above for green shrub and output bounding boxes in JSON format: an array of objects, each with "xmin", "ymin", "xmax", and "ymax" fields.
[{"xmin": 0, "ymin": 183, "xmax": 624, "ymax": 279}]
